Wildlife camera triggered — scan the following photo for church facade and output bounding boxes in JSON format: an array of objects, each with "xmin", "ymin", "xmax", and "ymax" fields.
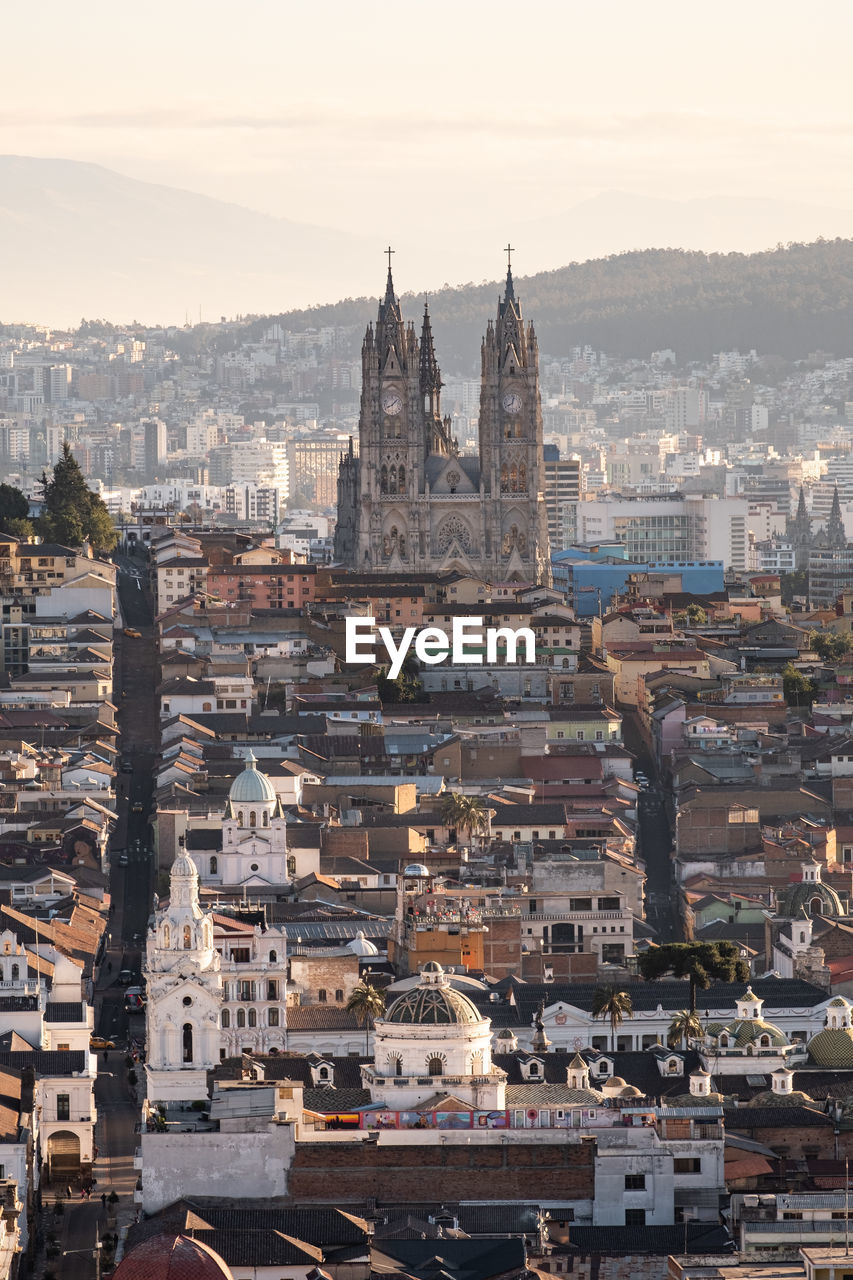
[{"xmin": 334, "ymin": 261, "xmax": 551, "ymax": 584}]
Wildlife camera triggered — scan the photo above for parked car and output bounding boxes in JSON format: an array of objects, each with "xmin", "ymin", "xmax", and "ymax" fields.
[
  {"xmin": 90, "ymin": 1036, "xmax": 116, "ymax": 1051},
  {"xmin": 131, "ymin": 801, "xmax": 143, "ymax": 813},
  {"xmin": 123, "ymin": 628, "xmax": 141, "ymax": 638},
  {"xmin": 118, "ymin": 969, "xmax": 134, "ymax": 985}
]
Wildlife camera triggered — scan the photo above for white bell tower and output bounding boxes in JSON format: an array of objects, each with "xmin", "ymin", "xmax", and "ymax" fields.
[{"xmin": 144, "ymin": 849, "xmax": 222, "ymax": 1104}]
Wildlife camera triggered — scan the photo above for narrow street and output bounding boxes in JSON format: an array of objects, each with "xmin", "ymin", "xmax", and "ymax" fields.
[
  {"xmin": 621, "ymin": 707, "xmax": 683, "ymax": 943},
  {"xmin": 45, "ymin": 548, "xmax": 157, "ymax": 1279}
]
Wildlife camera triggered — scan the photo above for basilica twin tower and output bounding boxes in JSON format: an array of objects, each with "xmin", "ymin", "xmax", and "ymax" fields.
[{"xmin": 334, "ymin": 256, "xmax": 552, "ymax": 584}]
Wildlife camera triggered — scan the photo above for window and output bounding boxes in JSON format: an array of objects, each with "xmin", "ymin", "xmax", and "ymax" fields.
[
  {"xmin": 249, "ymin": 811, "xmax": 256, "ymax": 827},
  {"xmin": 625, "ymin": 1174, "xmax": 646, "ymax": 1190},
  {"xmin": 236, "ymin": 1008, "xmax": 246, "ymax": 1028},
  {"xmin": 625, "ymin": 1210, "xmax": 646, "ymax": 1226},
  {"xmin": 528, "ymin": 1061, "xmax": 540, "ymax": 1077},
  {"xmin": 269, "ymin": 950, "xmax": 277, "ymax": 963},
  {"xmin": 57, "ymin": 1093, "xmax": 70, "ymax": 1121},
  {"xmin": 428, "ymin": 1056, "xmax": 444, "ymax": 1077},
  {"xmin": 182, "ymin": 1023, "xmax": 193, "ymax": 1063},
  {"xmin": 163, "ymin": 924, "xmax": 170, "ymax": 948},
  {"xmin": 318, "ymin": 989, "xmax": 327, "ymax": 1003},
  {"xmin": 674, "ymin": 1158, "xmax": 701, "ymax": 1174},
  {"xmin": 267, "ymin": 980, "xmax": 278, "ymax": 1000},
  {"xmin": 269, "ymin": 1008, "xmax": 279, "ymax": 1027},
  {"xmin": 248, "ymin": 1008, "xmax": 257, "ymax": 1028},
  {"xmin": 183, "ymin": 925, "xmax": 192, "ymax": 950},
  {"xmin": 221, "ymin": 1010, "xmax": 230, "ymax": 1028},
  {"xmin": 335, "ymin": 989, "xmax": 344, "ymax": 1003},
  {"xmin": 210, "ymin": 856, "xmax": 217, "ymax": 874}
]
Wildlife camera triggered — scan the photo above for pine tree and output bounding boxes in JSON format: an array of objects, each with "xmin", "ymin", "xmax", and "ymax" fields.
[{"xmin": 36, "ymin": 444, "xmax": 116, "ymax": 553}]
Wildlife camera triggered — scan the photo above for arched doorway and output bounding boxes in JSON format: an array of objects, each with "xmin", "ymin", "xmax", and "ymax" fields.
[{"xmin": 46, "ymin": 1130, "xmax": 81, "ymax": 1178}]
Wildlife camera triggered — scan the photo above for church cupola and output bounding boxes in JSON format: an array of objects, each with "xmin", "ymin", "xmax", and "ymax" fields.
[
  {"xmin": 735, "ymin": 987, "xmax": 763, "ymax": 1021},
  {"xmin": 567, "ymin": 1052, "xmax": 590, "ymax": 1090},
  {"xmin": 227, "ymin": 751, "xmax": 280, "ymax": 829}
]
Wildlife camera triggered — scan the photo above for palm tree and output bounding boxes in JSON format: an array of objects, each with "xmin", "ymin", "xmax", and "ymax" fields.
[
  {"xmin": 345, "ymin": 980, "xmax": 386, "ymax": 1056},
  {"xmin": 667, "ymin": 1008, "xmax": 703, "ymax": 1049},
  {"xmin": 592, "ymin": 986, "xmax": 633, "ymax": 1053},
  {"xmin": 440, "ymin": 792, "xmax": 492, "ymax": 853}
]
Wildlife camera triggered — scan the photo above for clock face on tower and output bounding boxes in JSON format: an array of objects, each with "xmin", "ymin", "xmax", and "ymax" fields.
[
  {"xmin": 502, "ymin": 391, "xmax": 523, "ymax": 414},
  {"xmin": 381, "ymin": 389, "xmax": 403, "ymax": 416}
]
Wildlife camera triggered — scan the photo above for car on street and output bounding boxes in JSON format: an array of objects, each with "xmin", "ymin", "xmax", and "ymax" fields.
[
  {"xmin": 118, "ymin": 853, "xmax": 129, "ymax": 867},
  {"xmin": 118, "ymin": 969, "xmax": 134, "ymax": 985},
  {"xmin": 132, "ymin": 801, "xmax": 143, "ymax": 813},
  {"xmin": 123, "ymin": 628, "xmax": 141, "ymax": 638},
  {"xmin": 90, "ymin": 1036, "xmax": 116, "ymax": 1050}
]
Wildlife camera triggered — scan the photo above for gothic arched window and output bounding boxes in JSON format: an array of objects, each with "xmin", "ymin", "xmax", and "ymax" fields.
[
  {"xmin": 10, "ymin": 964, "xmax": 17, "ymax": 980},
  {"xmin": 515, "ymin": 420, "xmax": 522, "ymax": 438},
  {"xmin": 210, "ymin": 856, "xmax": 217, "ymax": 875},
  {"xmin": 182, "ymin": 1023, "xmax": 193, "ymax": 1063},
  {"xmin": 389, "ymin": 465, "xmax": 397, "ymax": 494},
  {"xmin": 237, "ymin": 1008, "xmax": 246, "ymax": 1028},
  {"xmin": 380, "ymin": 465, "xmax": 388, "ymax": 494},
  {"xmin": 248, "ymin": 1008, "xmax": 257, "ymax": 1028},
  {"xmin": 510, "ymin": 464, "xmax": 518, "ymax": 492},
  {"xmin": 262, "ymin": 811, "xmax": 269, "ymax": 827},
  {"xmin": 249, "ymin": 811, "xmax": 256, "ymax": 828},
  {"xmin": 398, "ymin": 465, "xmax": 406, "ymax": 493},
  {"xmin": 237, "ymin": 811, "xmax": 244, "ymax": 827},
  {"xmin": 221, "ymin": 1009, "xmax": 230, "ymax": 1028},
  {"xmin": 163, "ymin": 925, "xmax": 170, "ymax": 949},
  {"xmin": 183, "ymin": 925, "xmax": 192, "ymax": 950},
  {"xmin": 501, "ymin": 465, "xmax": 509, "ymax": 493},
  {"xmin": 519, "ymin": 463, "xmax": 527, "ymax": 490}
]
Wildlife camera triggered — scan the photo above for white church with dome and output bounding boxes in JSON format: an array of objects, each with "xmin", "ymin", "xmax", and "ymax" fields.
[
  {"xmin": 144, "ymin": 848, "xmax": 289, "ymax": 1103},
  {"xmin": 362, "ymin": 962, "xmax": 507, "ymax": 1110},
  {"xmin": 191, "ymin": 752, "xmax": 319, "ymax": 892}
]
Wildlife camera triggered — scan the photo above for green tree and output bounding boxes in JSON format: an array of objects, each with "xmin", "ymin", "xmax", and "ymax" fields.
[
  {"xmin": 782, "ymin": 662, "xmax": 817, "ymax": 707},
  {"xmin": 440, "ymin": 792, "xmax": 492, "ymax": 853},
  {"xmin": 591, "ymin": 986, "xmax": 633, "ymax": 1052},
  {"xmin": 667, "ymin": 1008, "xmax": 704, "ymax": 1048},
  {"xmin": 0, "ymin": 483, "xmax": 31, "ymax": 536},
  {"xmin": 345, "ymin": 979, "xmax": 385, "ymax": 1055},
  {"xmin": 36, "ymin": 444, "xmax": 116, "ymax": 553},
  {"xmin": 376, "ymin": 655, "xmax": 423, "ymax": 704},
  {"xmin": 638, "ymin": 942, "xmax": 750, "ymax": 1013},
  {"xmin": 808, "ymin": 629, "xmax": 853, "ymax": 662},
  {"xmin": 675, "ymin": 603, "xmax": 708, "ymax": 627}
]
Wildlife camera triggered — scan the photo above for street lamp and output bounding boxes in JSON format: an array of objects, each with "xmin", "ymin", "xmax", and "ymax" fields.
[{"xmin": 63, "ymin": 1241, "xmax": 102, "ymax": 1279}]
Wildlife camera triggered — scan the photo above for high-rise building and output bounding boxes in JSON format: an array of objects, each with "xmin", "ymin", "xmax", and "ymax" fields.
[
  {"xmin": 335, "ymin": 260, "xmax": 551, "ymax": 582},
  {"xmin": 543, "ymin": 448, "xmax": 581, "ymax": 550},
  {"xmin": 142, "ymin": 417, "xmax": 167, "ymax": 476},
  {"xmin": 577, "ymin": 493, "xmax": 750, "ymax": 573},
  {"xmin": 291, "ymin": 435, "xmax": 354, "ymax": 508}
]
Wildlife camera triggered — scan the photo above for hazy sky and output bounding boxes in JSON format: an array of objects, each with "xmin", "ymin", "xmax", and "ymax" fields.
[{"xmin": 5, "ymin": 0, "xmax": 853, "ymax": 290}]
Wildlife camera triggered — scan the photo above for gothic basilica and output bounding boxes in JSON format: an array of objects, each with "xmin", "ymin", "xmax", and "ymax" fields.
[{"xmin": 334, "ymin": 258, "xmax": 551, "ymax": 583}]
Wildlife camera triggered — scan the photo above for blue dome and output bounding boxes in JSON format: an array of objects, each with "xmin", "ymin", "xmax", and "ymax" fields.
[{"xmin": 228, "ymin": 752, "xmax": 277, "ymax": 805}]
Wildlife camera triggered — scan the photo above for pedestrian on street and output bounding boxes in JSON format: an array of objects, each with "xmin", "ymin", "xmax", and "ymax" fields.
[
  {"xmin": 66, "ymin": 1184, "xmax": 72, "ymax": 1200},
  {"xmin": 101, "ymin": 1193, "xmax": 107, "ymax": 1208}
]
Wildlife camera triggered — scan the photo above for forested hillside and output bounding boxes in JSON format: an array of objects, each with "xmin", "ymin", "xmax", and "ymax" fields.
[{"xmin": 265, "ymin": 239, "xmax": 853, "ymax": 365}]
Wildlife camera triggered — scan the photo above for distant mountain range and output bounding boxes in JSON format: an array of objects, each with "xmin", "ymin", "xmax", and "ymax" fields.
[
  {"xmin": 2, "ymin": 156, "xmax": 853, "ymax": 356},
  {"xmin": 271, "ymin": 239, "xmax": 853, "ymax": 366},
  {"xmin": 0, "ymin": 156, "xmax": 374, "ymax": 326}
]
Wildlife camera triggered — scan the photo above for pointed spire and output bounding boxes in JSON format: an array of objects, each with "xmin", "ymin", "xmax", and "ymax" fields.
[
  {"xmin": 796, "ymin": 485, "xmax": 808, "ymax": 523},
  {"xmin": 419, "ymin": 298, "xmax": 441, "ymax": 400},
  {"xmin": 827, "ymin": 483, "xmax": 847, "ymax": 549},
  {"xmin": 503, "ymin": 243, "xmax": 516, "ymax": 304}
]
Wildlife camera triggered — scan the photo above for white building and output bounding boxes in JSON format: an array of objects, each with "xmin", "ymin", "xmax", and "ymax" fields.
[
  {"xmin": 144, "ymin": 849, "xmax": 289, "ymax": 1102},
  {"xmin": 577, "ymin": 494, "xmax": 749, "ymax": 572}
]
